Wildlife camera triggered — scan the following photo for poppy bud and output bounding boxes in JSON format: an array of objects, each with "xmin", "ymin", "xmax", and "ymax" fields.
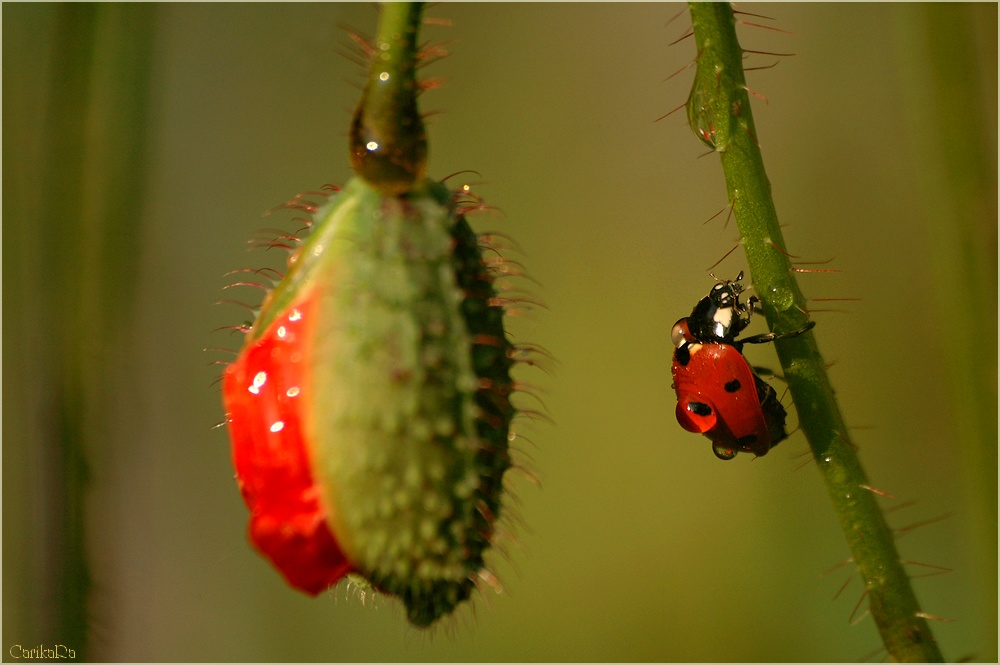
[{"xmin": 223, "ymin": 176, "xmax": 518, "ymax": 627}]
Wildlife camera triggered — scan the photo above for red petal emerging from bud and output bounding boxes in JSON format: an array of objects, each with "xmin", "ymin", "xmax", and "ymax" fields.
[{"xmin": 223, "ymin": 294, "xmax": 352, "ymax": 594}]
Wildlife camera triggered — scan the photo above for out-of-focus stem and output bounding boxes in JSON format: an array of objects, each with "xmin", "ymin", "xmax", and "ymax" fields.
[{"xmin": 36, "ymin": 4, "xmax": 155, "ymax": 660}]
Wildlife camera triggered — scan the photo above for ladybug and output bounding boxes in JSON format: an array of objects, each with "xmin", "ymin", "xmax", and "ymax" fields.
[{"xmin": 671, "ymin": 272, "xmax": 814, "ymax": 460}]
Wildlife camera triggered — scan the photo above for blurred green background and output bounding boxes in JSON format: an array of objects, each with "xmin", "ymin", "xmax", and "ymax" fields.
[{"xmin": 4, "ymin": 3, "xmax": 996, "ymax": 662}]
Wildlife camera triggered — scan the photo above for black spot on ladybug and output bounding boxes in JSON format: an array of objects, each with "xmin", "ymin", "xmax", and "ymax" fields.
[
  {"xmin": 676, "ymin": 345, "xmax": 691, "ymax": 366},
  {"xmin": 737, "ymin": 434, "xmax": 758, "ymax": 448},
  {"xmin": 689, "ymin": 401, "xmax": 712, "ymax": 417},
  {"xmin": 724, "ymin": 379, "xmax": 741, "ymax": 393}
]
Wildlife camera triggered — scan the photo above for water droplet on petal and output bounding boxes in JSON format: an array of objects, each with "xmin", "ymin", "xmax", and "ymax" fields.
[{"xmin": 248, "ymin": 371, "xmax": 267, "ymax": 395}]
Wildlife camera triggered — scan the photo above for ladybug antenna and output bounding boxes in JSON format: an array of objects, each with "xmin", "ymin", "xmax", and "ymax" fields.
[{"xmin": 708, "ymin": 270, "xmax": 737, "ymax": 283}]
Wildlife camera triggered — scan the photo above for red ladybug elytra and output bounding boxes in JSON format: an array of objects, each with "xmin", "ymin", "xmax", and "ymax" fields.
[{"xmin": 670, "ymin": 272, "xmax": 814, "ymax": 460}]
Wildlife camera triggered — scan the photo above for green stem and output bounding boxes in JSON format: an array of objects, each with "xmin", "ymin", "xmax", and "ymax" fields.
[
  {"xmin": 685, "ymin": 4, "xmax": 943, "ymax": 661},
  {"xmin": 41, "ymin": 6, "xmax": 99, "ymax": 657},
  {"xmin": 30, "ymin": 4, "xmax": 155, "ymax": 659},
  {"xmin": 893, "ymin": 4, "xmax": 997, "ymax": 654},
  {"xmin": 350, "ymin": 2, "xmax": 427, "ymax": 195}
]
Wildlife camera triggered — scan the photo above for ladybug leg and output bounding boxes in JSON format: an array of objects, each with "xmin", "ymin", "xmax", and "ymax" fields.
[
  {"xmin": 753, "ymin": 374, "xmax": 789, "ymax": 449},
  {"xmin": 740, "ymin": 320, "xmax": 815, "ymax": 346},
  {"xmin": 729, "ymin": 294, "xmax": 758, "ymax": 339},
  {"xmin": 750, "ymin": 365, "xmax": 780, "ymax": 380},
  {"xmin": 743, "ymin": 295, "xmax": 760, "ymax": 325}
]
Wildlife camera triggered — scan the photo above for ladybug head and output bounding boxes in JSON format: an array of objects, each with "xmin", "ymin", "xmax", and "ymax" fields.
[{"xmin": 685, "ymin": 271, "xmax": 755, "ymax": 343}]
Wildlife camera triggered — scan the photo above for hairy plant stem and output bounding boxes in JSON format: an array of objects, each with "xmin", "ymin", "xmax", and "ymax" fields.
[
  {"xmin": 350, "ymin": 2, "xmax": 427, "ymax": 194},
  {"xmin": 685, "ymin": 3, "xmax": 943, "ymax": 661}
]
